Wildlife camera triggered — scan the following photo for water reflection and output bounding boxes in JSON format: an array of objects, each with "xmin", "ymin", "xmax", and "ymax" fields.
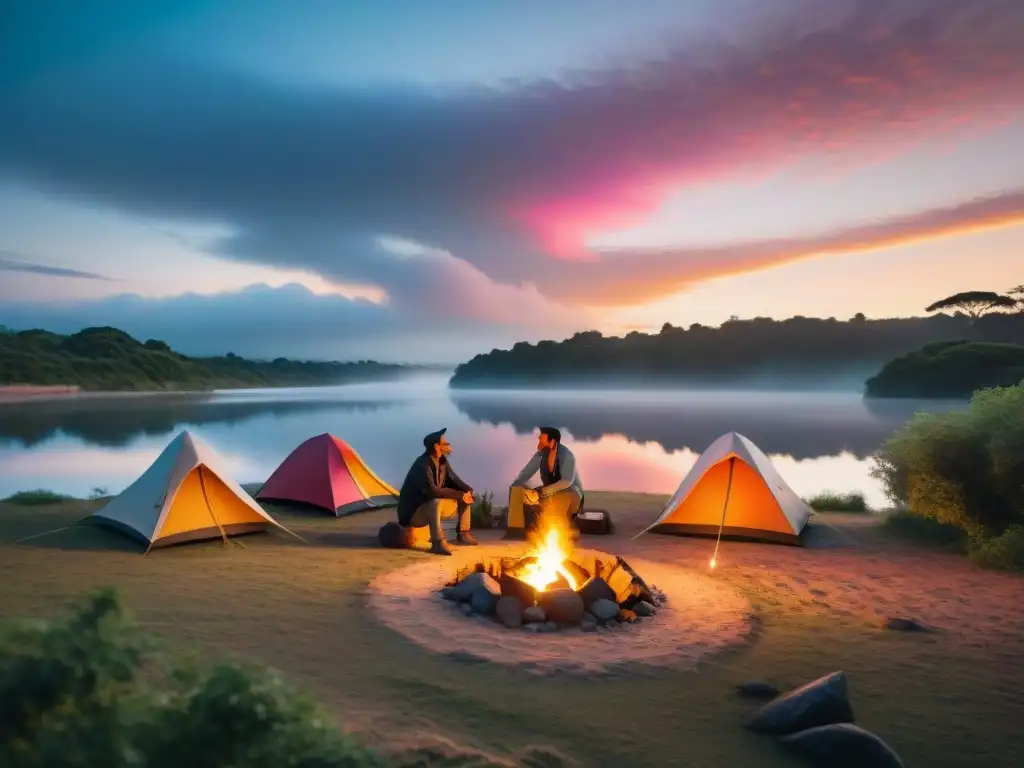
[
  {"xmin": 0, "ymin": 381, "xmax": 965, "ymax": 505},
  {"xmin": 450, "ymin": 389, "xmax": 963, "ymax": 460}
]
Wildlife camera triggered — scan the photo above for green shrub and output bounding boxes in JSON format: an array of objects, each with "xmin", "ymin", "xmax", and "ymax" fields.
[
  {"xmin": 882, "ymin": 509, "xmax": 968, "ymax": 552},
  {"xmin": 805, "ymin": 491, "xmax": 869, "ymax": 513},
  {"xmin": 968, "ymin": 525, "xmax": 1024, "ymax": 572},
  {"xmin": 871, "ymin": 382, "xmax": 1024, "ymax": 538},
  {"xmin": 0, "ymin": 589, "xmax": 386, "ymax": 768},
  {"xmin": 1, "ymin": 489, "xmax": 73, "ymax": 506}
]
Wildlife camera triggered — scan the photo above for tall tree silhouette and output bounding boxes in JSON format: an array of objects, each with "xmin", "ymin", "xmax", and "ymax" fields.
[{"xmin": 925, "ymin": 291, "xmax": 1016, "ymax": 321}]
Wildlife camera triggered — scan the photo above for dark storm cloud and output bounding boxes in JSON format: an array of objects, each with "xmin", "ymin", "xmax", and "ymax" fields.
[{"xmin": 0, "ymin": 0, "xmax": 1022, "ymax": 309}]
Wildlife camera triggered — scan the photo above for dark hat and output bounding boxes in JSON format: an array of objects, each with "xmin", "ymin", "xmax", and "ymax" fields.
[{"xmin": 423, "ymin": 428, "xmax": 447, "ymax": 450}]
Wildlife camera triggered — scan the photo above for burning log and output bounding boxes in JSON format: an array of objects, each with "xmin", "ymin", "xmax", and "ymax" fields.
[{"xmin": 499, "ymin": 572, "xmax": 539, "ymax": 607}]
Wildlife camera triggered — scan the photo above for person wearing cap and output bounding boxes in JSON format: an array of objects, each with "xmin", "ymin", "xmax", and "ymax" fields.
[
  {"xmin": 506, "ymin": 426, "xmax": 584, "ymax": 538},
  {"xmin": 397, "ymin": 428, "xmax": 479, "ymax": 555}
]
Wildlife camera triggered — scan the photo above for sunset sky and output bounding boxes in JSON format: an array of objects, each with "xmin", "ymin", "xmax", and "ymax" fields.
[{"xmin": 1, "ymin": 0, "xmax": 1022, "ymax": 363}]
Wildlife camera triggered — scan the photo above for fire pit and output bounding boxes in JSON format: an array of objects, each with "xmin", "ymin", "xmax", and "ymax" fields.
[{"xmin": 440, "ymin": 516, "xmax": 664, "ymax": 631}]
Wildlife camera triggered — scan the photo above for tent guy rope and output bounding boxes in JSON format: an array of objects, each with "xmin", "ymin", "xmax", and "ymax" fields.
[{"xmin": 709, "ymin": 456, "xmax": 736, "ymax": 570}]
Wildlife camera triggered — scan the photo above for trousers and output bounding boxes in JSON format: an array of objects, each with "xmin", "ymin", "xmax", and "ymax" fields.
[{"xmin": 408, "ymin": 497, "xmax": 471, "ymax": 542}]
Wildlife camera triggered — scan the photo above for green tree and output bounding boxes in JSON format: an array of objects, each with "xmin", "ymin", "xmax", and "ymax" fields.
[{"xmin": 925, "ymin": 291, "xmax": 1016, "ymax": 321}]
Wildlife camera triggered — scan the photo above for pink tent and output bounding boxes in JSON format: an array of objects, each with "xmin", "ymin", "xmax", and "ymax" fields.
[{"xmin": 256, "ymin": 433, "xmax": 398, "ymax": 516}]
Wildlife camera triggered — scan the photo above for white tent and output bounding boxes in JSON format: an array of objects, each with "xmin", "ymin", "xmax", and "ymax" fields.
[
  {"xmin": 638, "ymin": 431, "xmax": 812, "ymax": 545},
  {"xmin": 90, "ymin": 430, "xmax": 296, "ymax": 550}
]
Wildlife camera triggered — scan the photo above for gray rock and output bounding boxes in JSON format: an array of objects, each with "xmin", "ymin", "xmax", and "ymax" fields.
[
  {"xmin": 590, "ymin": 598, "xmax": 619, "ymax": 623},
  {"xmin": 469, "ymin": 576, "xmax": 502, "ymax": 615},
  {"xmin": 522, "ymin": 605, "xmax": 546, "ymax": 624},
  {"xmin": 634, "ymin": 601, "xmax": 656, "ymax": 617},
  {"xmin": 885, "ymin": 617, "xmax": 929, "ymax": 632},
  {"xmin": 745, "ymin": 671, "xmax": 854, "ymax": 735},
  {"xmin": 459, "ymin": 602, "xmax": 473, "ymax": 616},
  {"xmin": 537, "ymin": 588, "xmax": 585, "ymax": 624},
  {"xmin": 578, "ymin": 576, "xmax": 617, "ymax": 608},
  {"xmin": 446, "ymin": 572, "xmax": 499, "ymax": 602},
  {"xmin": 580, "ymin": 613, "xmax": 598, "ymax": 632},
  {"xmin": 780, "ymin": 723, "xmax": 905, "ymax": 768},
  {"xmin": 496, "ymin": 596, "xmax": 524, "ymax": 628},
  {"xmin": 522, "ymin": 622, "xmax": 542, "ymax": 633},
  {"xmin": 737, "ymin": 680, "xmax": 780, "ymax": 700},
  {"xmin": 540, "ymin": 621, "xmax": 558, "ymax": 632}
]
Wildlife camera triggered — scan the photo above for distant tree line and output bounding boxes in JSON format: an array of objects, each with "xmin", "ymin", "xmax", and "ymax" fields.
[
  {"xmin": 0, "ymin": 326, "xmax": 419, "ymax": 391},
  {"xmin": 449, "ymin": 291, "xmax": 1024, "ymax": 390}
]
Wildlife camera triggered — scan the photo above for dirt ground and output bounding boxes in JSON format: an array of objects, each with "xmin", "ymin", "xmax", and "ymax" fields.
[{"xmin": 2, "ymin": 491, "xmax": 1022, "ymax": 767}]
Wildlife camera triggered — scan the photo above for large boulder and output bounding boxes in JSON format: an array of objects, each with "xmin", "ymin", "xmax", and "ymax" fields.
[
  {"xmin": 745, "ymin": 671, "xmax": 854, "ymax": 735},
  {"xmin": 537, "ymin": 589, "xmax": 585, "ymax": 624},
  {"xmin": 780, "ymin": 723, "xmax": 905, "ymax": 768}
]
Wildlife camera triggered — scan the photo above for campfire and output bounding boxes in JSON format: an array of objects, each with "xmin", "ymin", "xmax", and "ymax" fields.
[{"xmin": 441, "ymin": 512, "xmax": 664, "ymax": 631}]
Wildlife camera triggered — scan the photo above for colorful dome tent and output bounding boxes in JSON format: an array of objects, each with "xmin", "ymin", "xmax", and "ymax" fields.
[
  {"xmin": 256, "ymin": 433, "xmax": 399, "ymax": 516},
  {"xmin": 638, "ymin": 432, "xmax": 812, "ymax": 545},
  {"xmin": 89, "ymin": 430, "xmax": 297, "ymax": 551}
]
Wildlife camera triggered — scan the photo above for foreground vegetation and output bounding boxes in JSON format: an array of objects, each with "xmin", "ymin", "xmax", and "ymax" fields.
[
  {"xmin": 0, "ymin": 589, "xmax": 385, "ymax": 768},
  {"xmin": 1, "ymin": 492, "xmax": 1020, "ymax": 767},
  {"xmin": 0, "ymin": 326, "xmax": 419, "ymax": 391},
  {"xmin": 449, "ymin": 312, "xmax": 1024, "ymax": 389},
  {"xmin": 872, "ymin": 381, "xmax": 1024, "ymax": 571},
  {"xmin": 864, "ymin": 340, "xmax": 1024, "ymax": 399}
]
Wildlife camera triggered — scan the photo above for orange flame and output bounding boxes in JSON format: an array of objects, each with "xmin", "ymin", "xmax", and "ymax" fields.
[{"xmin": 517, "ymin": 512, "xmax": 579, "ymax": 592}]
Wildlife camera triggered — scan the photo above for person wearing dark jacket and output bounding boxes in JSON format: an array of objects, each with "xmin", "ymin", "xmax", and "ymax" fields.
[{"xmin": 397, "ymin": 428, "xmax": 478, "ymax": 555}]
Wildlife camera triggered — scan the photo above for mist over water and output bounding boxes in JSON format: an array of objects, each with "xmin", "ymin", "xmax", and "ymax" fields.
[{"xmin": 0, "ymin": 376, "xmax": 965, "ymax": 506}]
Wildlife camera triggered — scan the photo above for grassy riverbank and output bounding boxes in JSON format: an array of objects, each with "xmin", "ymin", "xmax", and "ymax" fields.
[{"xmin": 2, "ymin": 491, "xmax": 1021, "ymax": 767}]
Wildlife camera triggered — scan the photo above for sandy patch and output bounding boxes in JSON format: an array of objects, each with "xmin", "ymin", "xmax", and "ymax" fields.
[{"xmin": 367, "ymin": 543, "xmax": 752, "ymax": 676}]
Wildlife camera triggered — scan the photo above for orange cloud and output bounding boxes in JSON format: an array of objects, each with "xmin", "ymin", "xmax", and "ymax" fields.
[{"xmin": 546, "ymin": 189, "xmax": 1024, "ymax": 305}]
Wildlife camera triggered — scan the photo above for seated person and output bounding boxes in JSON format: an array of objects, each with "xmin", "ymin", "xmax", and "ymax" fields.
[
  {"xmin": 397, "ymin": 428, "xmax": 478, "ymax": 556},
  {"xmin": 507, "ymin": 426, "xmax": 584, "ymax": 536}
]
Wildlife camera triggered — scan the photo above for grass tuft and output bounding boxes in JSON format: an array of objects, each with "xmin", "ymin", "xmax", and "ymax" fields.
[
  {"xmin": 1, "ymin": 488, "xmax": 75, "ymax": 506},
  {"xmin": 805, "ymin": 490, "xmax": 870, "ymax": 513}
]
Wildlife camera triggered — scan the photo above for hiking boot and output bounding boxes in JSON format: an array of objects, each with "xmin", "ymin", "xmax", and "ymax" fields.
[
  {"xmin": 429, "ymin": 539, "xmax": 453, "ymax": 556},
  {"xmin": 456, "ymin": 531, "xmax": 479, "ymax": 546}
]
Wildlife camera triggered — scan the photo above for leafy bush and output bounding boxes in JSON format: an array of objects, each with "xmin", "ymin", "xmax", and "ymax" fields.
[
  {"xmin": 968, "ymin": 525, "xmax": 1024, "ymax": 572},
  {"xmin": 805, "ymin": 491, "xmax": 869, "ymax": 513},
  {"xmin": 1, "ymin": 489, "xmax": 73, "ymax": 506},
  {"xmin": 0, "ymin": 589, "xmax": 386, "ymax": 768},
  {"xmin": 871, "ymin": 382, "xmax": 1024, "ymax": 539}
]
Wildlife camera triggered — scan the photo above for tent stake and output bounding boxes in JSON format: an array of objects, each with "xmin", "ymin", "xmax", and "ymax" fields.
[{"xmin": 710, "ymin": 456, "xmax": 736, "ymax": 569}]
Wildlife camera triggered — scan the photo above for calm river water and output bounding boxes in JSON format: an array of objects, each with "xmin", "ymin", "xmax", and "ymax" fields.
[{"xmin": 0, "ymin": 375, "xmax": 964, "ymax": 506}]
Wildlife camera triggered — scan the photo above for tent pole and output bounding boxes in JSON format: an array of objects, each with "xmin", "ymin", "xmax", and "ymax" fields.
[
  {"xmin": 710, "ymin": 457, "xmax": 736, "ymax": 568},
  {"xmin": 198, "ymin": 466, "xmax": 231, "ymax": 548}
]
